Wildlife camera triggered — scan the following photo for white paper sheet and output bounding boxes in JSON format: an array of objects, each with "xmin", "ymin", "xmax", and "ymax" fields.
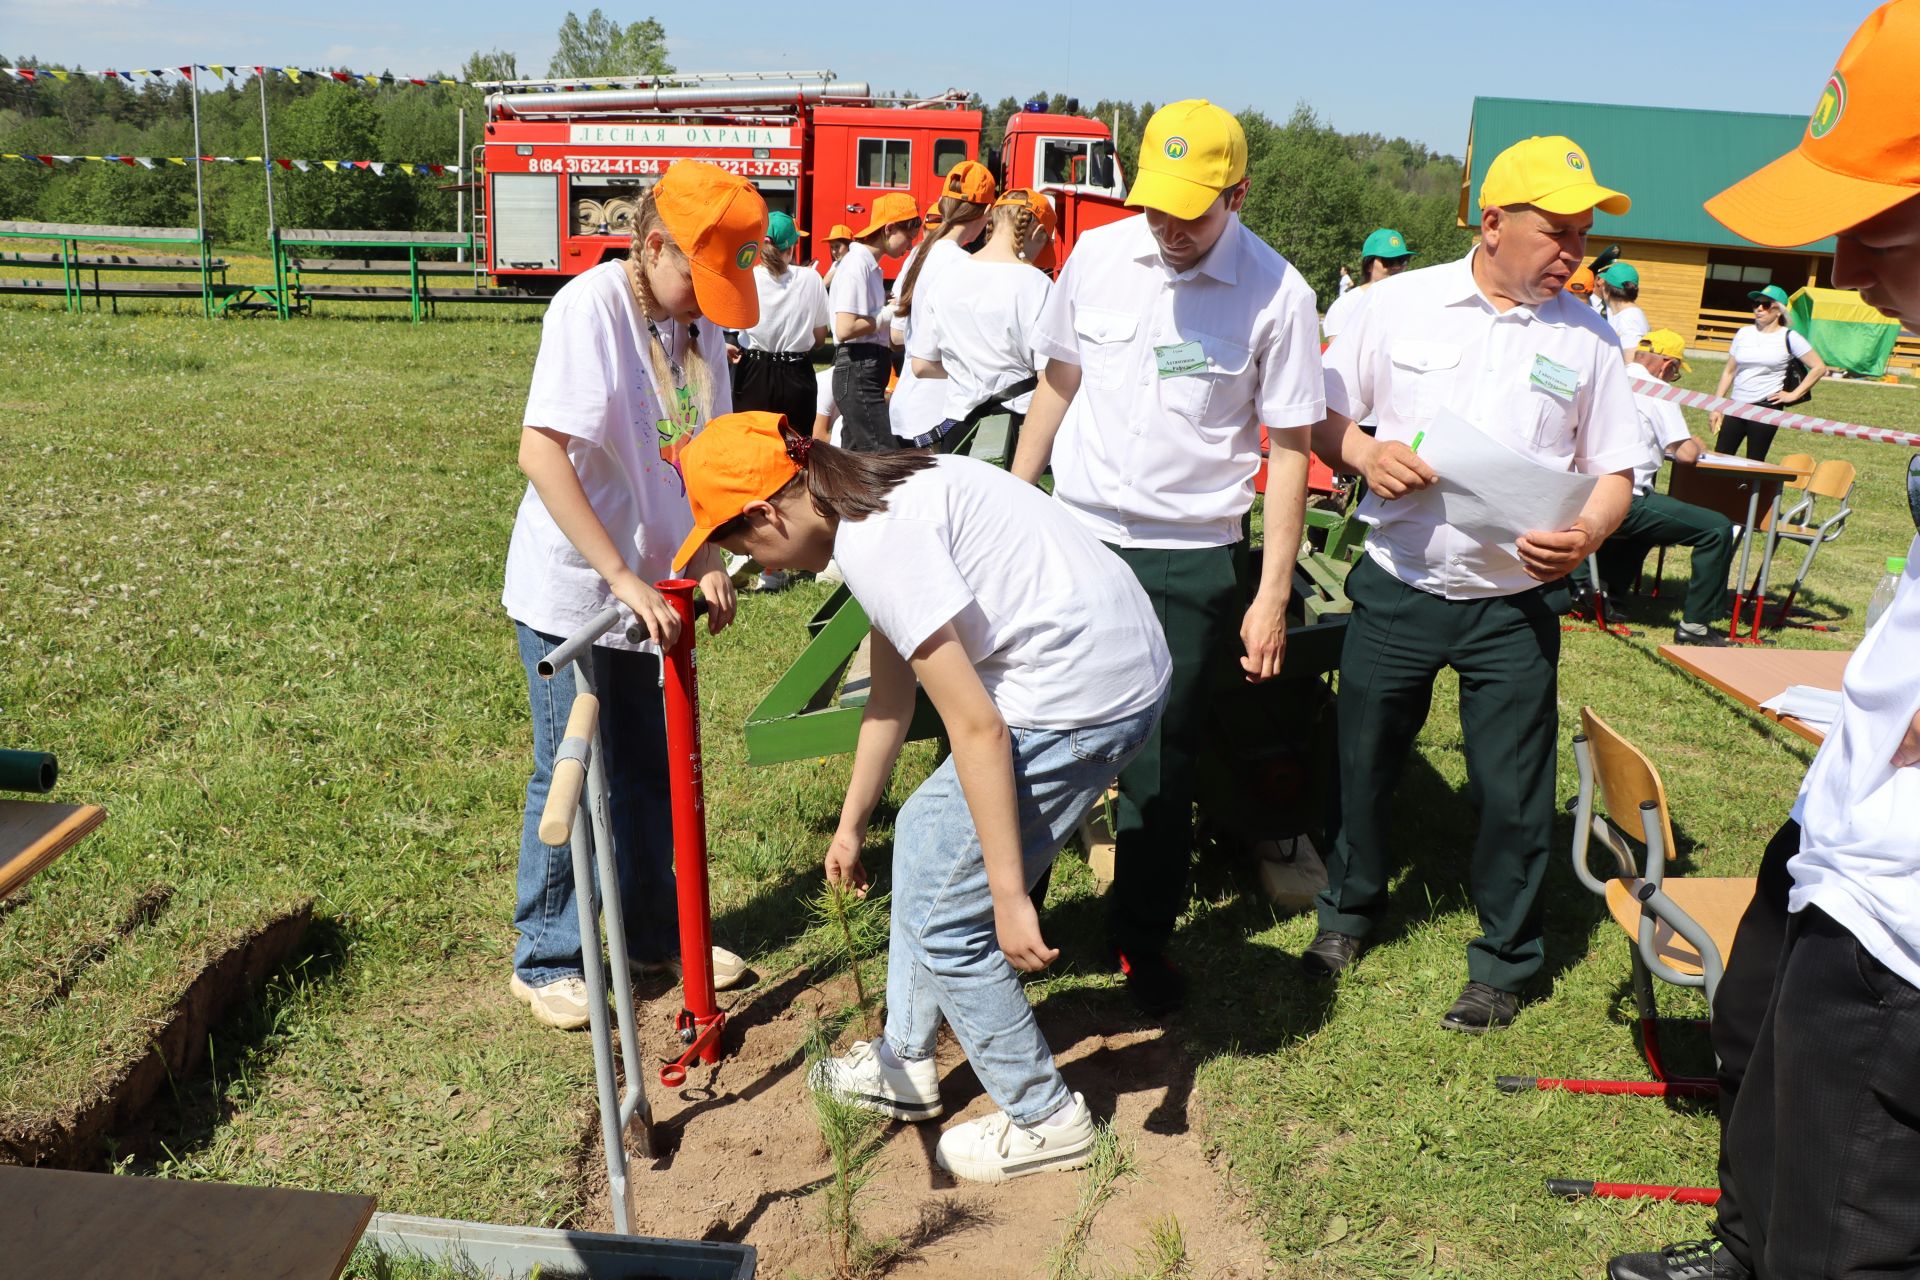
[
  {"xmin": 1697, "ymin": 451, "xmax": 1782, "ymax": 471},
  {"xmin": 1758, "ymin": 684, "xmax": 1844, "ymax": 726},
  {"xmin": 1406, "ymin": 407, "xmax": 1598, "ymax": 556}
]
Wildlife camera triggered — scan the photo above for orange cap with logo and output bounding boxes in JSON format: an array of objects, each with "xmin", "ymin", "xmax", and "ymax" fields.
[
  {"xmin": 1705, "ymin": 0, "xmax": 1920, "ymax": 247},
  {"xmin": 653, "ymin": 160, "xmax": 769, "ymax": 329},
  {"xmin": 941, "ymin": 159, "xmax": 997, "ymax": 205},
  {"xmin": 858, "ymin": 191, "xmax": 921, "ymax": 239},
  {"xmin": 672, "ymin": 412, "xmax": 804, "ymax": 572},
  {"xmin": 995, "ymin": 187, "xmax": 1058, "ymax": 235},
  {"xmin": 827, "ymin": 223, "xmax": 856, "ymax": 242}
]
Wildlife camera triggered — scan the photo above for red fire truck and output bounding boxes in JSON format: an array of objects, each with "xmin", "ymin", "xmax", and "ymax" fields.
[{"xmin": 476, "ymin": 71, "xmax": 1133, "ymax": 291}]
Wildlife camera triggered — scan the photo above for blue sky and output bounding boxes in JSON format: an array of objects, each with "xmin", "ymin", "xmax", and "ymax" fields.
[{"xmin": 3, "ymin": 0, "xmax": 1869, "ymax": 154}]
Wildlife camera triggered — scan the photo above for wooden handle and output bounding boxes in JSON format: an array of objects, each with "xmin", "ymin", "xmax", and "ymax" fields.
[{"xmin": 537, "ymin": 693, "xmax": 599, "ymax": 846}]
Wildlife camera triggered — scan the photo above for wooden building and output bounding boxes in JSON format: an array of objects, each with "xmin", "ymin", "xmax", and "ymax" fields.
[{"xmin": 1461, "ymin": 97, "xmax": 1916, "ymax": 370}]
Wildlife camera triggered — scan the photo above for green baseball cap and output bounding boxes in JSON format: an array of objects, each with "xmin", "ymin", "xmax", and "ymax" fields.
[
  {"xmin": 1598, "ymin": 261, "xmax": 1639, "ymax": 288},
  {"xmin": 765, "ymin": 211, "xmax": 803, "ymax": 251},
  {"xmin": 1360, "ymin": 227, "xmax": 1413, "ymax": 260},
  {"xmin": 1748, "ymin": 284, "xmax": 1792, "ymax": 312}
]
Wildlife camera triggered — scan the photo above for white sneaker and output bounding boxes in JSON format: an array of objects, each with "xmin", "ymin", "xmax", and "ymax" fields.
[
  {"xmin": 630, "ymin": 946, "xmax": 752, "ymax": 992},
  {"xmin": 807, "ymin": 1039, "xmax": 942, "ymax": 1121},
  {"xmin": 754, "ymin": 570, "xmax": 790, "ymax": 592},
  {"xmin": 509, "ymin": 974, "xmax": 593, "ymax": 1031},
  {"xmin": 935, "ymin": 1092, "xmax": 1097, "ymax": 1183}
]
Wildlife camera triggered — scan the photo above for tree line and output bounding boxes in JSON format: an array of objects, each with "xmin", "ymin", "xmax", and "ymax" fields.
[{"xmin": 0, "ymin": 15, "xmax": 1473, "ymax": 298}]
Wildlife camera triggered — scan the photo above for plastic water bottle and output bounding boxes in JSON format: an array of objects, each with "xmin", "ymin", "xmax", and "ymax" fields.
[{"xmin": 1864, "ymin": 555, "xmax": 1907, "ymax": 631}]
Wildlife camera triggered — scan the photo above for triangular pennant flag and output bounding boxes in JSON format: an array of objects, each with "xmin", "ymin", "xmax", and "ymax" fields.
[
  {"xmin": 51, "ymin": 69, "xmax": 70, "ymax": 82},
  {"xmin": 166, "ymin": 156, "xmax": 186, "ymax": 166},
  {"xmin": 293, "ymin": 159, "xmax": 309, "ymax": 172},
  {"xmin": 178, "ymin": 65, "xmax": 193, "ymax": 79},
  {"xmin": 322, "ymin": 159, "xmax": 339, "ymax": 171},
  {"xmin": 18, "ymin": 68, "xmax": 34, "ymax": 81},
  {"xmin": 369, "ymin": 162, "xmax": 385, "ymax": 176},
  {"xmin": 83, "ymin": 155, "xmax": 103, "ymax": 162},
  {"xmin": 330, "ymin": 70, "xmax": 350, "ymax": 82},
  {"xmin": 285, "ymin": 68, "xmax": 301, "ymax": 83},
  {"xmin": 439, "ymin": 78, "xmax": 457, "ymax": 86},
  {"xmin": 408, "ymin": 78, "xmax": 426, "ymax": 86},
  {"xmin": 210, "ymin": 65, "xmax": 226, "ymax": 78},
  {"xmin": 275, "ymin": 157, "xmax": 291, "ymax": 170},
  {"xmin": 117, "ymin": 155, "xmax": 137, "ymax": 166},
  {"xmin": 431, "ymin": 163, "xmax": 446, "ymax": 176},
  {"xmin": 36, "ymin": 155, "xmax": 53, "ymax": 165},
  {"xmin": 244, "ymin": 155, "xmax": 260, "ymax": 163},
  {"xmin": 134, "ymin": 157, "xmax": 155, "ymax": 169},
  {"xmin": 361, "ymin": 73, "xmax": 379, "ymax": 85},
  {"xmin": 254, "ymin": 66, "xmax": 265, "ymax": 76}
]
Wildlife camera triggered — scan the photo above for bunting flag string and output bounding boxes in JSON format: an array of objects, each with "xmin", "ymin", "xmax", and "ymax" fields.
[
  {"xmin": 1634, "ymin": 382, "xmax": 1920, "ymax": 448},
  {"xmin": 3, "ymin": 63, "xmax": 671, "ymax": 92},
  {"xmin": 0, "ymin": 152, "xmax": 459, "ymax": 176}
]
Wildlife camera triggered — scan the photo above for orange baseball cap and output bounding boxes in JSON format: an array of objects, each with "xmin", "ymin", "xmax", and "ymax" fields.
[
  {"xmin": 923, "ymin": 199, "xmax": 944, "ymax": 229},
  {"xmin": 672, "ymin": 411, "xmax": 803, "ymax": 571},
  {"xmin": 858, "ymin": 191, "xmax": 921, "ymax": 238},
  {"xmin": 1480, "ymin": 136, "xmax": 1629, "ymax": 216},
  {"xmin": 995, "ymin": 187, "xmax": 1057, "ymax": 234},
  {"xmin": 827, "ymin": 223, "xmax": 855, "ymax": 242},
  {"xmin": 653, "ymin": 160, "xmax": 768, "ymax": 329},
  {"xmin": 941, "ymin": 159, "xmax": 997, "ymax": 205},
  {"xmin": 1705, "ymin": 0, "xmax": 1920, "ymax": 247}
]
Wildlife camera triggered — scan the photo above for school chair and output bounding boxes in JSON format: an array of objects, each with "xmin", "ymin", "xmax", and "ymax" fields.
[
  {"xmin": 1757, "ymin": 458, "xmax": 1857, "ymax": 627},
  {"xmin": 1497, "ymin": 708, "xmax": 1755, "ymax": 1205}
]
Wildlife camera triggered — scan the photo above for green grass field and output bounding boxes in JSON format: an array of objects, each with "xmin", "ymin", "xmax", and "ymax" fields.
[{"xmin": 1, "ymin": 303, "xmax": 1914, "ymax": 1278}]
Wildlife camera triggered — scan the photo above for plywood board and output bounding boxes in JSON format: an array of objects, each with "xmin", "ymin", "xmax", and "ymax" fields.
[{"xmin": 0, "ymin": 800, "xmax": 105, "ymax": 899}]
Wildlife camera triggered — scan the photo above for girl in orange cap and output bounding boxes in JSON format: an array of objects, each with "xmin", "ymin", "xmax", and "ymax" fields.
[
  {"xmin": 905, "ymin": 188, "xmax": 1055, "ymax": 453},
  {"xmin": 887, "ymin": 160, "xmax": 998, "ymax": 442},
  {"xmin": 501, "ymin": 159, "xmax": 764, "ymax": 1030},
  {"xmin": 830, "ymin": 191, "xmax": 920, "ymax": 452},
  {"xmin": 673, "ymin": 411, "xmax": 1170, "ymax": 1181}
]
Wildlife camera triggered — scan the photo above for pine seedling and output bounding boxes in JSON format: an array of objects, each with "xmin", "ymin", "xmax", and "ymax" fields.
[
  {"xmin": 807, "ymin": 882, "xmax": 888, "ymax": 1037},
  {"xmin": 805, "ymin": 1029, "xmax": 896, "ymax": 1279}
]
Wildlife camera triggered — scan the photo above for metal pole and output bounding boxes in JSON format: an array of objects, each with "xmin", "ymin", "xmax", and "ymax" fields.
[
  {"xmin": 455, "ymin": 107, "xmax": 466, "ymax": 262},
  {"xmin": 657, "ymin": 578, "xmax": 723, "ymax": 1087},
  {"xmin": 187, "ymin": 65, "xmax": 209, "ymax": 317},
  {"xmin": 258, "ymin": 73, "xmax": 283, "ymax": 317}
]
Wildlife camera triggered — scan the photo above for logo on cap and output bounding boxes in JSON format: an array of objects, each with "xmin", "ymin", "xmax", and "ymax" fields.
[
  {"xmin": 1164, "ymin": 136, "xmax": 1188, "ymax": 160},
  {"xmin": 1389, "ymin": 235, "xmax": 1403, "ymax": 249},
  {"xmin": 1809, "ymin": 72, "xmax": 1846, "ymax": 141},
  {"xmin": 735, "ymin": 243, "xmax": 760, "ymax": 270},
  {"xmin": 1565, "ymin": 151, "xmax": 1586, "ymax": 171}
]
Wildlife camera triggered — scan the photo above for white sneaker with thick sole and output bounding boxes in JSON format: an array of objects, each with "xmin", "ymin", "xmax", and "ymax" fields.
[
  {"xmin": 630, "ymin": 946, "xmax": 752, "ymax": 991},
  {"xmin": 806, "ymin": 1039, "xmax": 942, "ymax": 1121},
  {"xmin": 509, "ymin": 974, "xmax": 593, "ymax": 1031},
  {"xmin": 935, "ymin": 1092, "xmax": 1097, "ymax": 1183}
]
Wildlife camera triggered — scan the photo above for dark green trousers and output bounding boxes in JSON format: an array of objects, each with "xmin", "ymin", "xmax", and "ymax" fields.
[
  {"xmin": 1573, "ymin": 491, "xmax": 1734, "ymax": 627},
  {"xmin": 1105, "ymin": 542, "xmax": 1247, "ymax": 954},
  {"xmin": 1316, "ymin": 556, "xmax": 1560, "ymax": 992}
]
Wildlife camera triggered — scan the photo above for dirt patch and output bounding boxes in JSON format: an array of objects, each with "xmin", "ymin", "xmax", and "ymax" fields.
[
  {"xmin": 577, "ymin": 968, "xmax": 1273, "ymax": 1278},
  {"xmin": 0, "ymin": 899, "xmax": 314, "ymax": 1168}
]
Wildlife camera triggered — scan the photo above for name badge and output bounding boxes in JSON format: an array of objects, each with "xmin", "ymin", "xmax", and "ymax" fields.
[
  {"xmin": 1529, "ymin": 354, "xmax": 1580, "ymax": 400},
  {"xmin": 1154, "ymin": 340, "xmax": 1207, "ymax": 379}
]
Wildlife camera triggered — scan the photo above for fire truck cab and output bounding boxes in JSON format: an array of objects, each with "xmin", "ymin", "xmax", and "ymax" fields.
[{"xmin": 477, "ymin": 73, "xmax": 1131, "ymax": 293}]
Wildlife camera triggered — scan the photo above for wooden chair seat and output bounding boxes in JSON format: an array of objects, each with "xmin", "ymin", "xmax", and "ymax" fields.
[{"xmin": 1605, "ymin": 876, "xmax": 1754, "ymax": 976}]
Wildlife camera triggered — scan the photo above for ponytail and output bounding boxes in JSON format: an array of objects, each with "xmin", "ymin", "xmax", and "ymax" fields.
[
  {"xmin": 894, "ymin": 195, "xmax": 990, "ymax": 319},
  {"xmin": 628, "ymin": 187, "xmax": 716, "ymax": 434},
  {"xmin": 710, "ymin": 422, "xmax": 935, "ymax": 543},
  {"xmin": 763, "ymin": 240, "xmax": 791, "ymax": 277},
  {"xmin": 989, "ymin": 202, "xmax": 1039, "ymax": 260}
]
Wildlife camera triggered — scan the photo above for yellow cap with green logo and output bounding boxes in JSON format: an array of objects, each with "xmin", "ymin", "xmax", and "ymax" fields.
[
  {"xmin": 1480, "ymin": 135, "xmax": 1631, "ymax": 217},
  {"xmin": 1127, "ymin": 99, "xmax": 1248, "ymax": 221}
]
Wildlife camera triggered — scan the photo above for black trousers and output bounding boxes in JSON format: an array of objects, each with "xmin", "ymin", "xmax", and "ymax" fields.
[
  {"xmin": 731, "ymin": 350, "xmax": 816, "ymax": 434},
  {"xmin": 1715, "ymin": 414, "xmax": 1780, "ymax": 462},
  {"xmin": 1720, "ymin": 903, "xmax": 1920, "ymax": 1277},
  {"xmin": 833, "ymin": 344, "xmax": 896, "ymax": 453}
]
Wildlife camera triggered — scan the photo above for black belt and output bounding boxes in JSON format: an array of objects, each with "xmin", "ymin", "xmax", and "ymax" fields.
[
  {"xmin": 739, "ymin": 349, "xmax": 811, "ymax": 363},
  {"xmin": 908, "ymin": 375, "xmax": 1037, "ymax": 448}
]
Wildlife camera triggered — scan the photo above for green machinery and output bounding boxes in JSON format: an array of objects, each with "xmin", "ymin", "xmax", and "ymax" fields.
[{"xmin": 739, "ymin": 416, "xmax": 1363, "ymax": 767}]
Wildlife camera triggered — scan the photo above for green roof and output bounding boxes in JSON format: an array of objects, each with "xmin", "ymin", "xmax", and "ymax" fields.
[{"xmin": 1464, "ymin": 97, "xmax": 1835, "ymax": 253}]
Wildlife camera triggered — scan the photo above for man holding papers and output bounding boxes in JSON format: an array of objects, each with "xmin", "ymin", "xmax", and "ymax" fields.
[{"xmin": 1306, "ymin": 135, "xmax": 1641, "ymax": 1031}]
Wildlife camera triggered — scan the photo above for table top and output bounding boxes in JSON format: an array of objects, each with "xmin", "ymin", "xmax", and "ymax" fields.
[
  {"xmin": 1659, "ymin": 643, "xmax": 1853, "ymax": 745},
  {"xmin": 0, "ymin": 1166, "xmax": 374, "ymax": 1280},
  {"xmin": 1687, "ymin": 452, "xmax": 1804, "ymax": 479},
  {"xmin": 0, "ymin": 799, "xmax": 105, "ymax": 900}
]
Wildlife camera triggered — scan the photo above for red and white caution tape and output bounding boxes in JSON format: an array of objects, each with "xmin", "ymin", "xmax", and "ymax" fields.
[{"xmin": 1634, "ymin": 381, "xmax": 1920, "ymax": 448}]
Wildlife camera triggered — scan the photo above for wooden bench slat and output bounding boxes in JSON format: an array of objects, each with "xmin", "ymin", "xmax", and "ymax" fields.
[
  {"xmin": 287, "ymin": 257, "xmax": 476, "ymax": 275},
  {"xmin": 0, "ymin": 251, "xmax": 229, "ymax": 270}
]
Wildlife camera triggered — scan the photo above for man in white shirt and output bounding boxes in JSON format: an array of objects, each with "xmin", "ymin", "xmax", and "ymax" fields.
[
  {"xmin": 1571, "ymin": 329, "xmax": 1734, "ymax": 646},
  {"xmin": 1607, "ymin": 4, "xmax": 1920, "ymax": 1276},
  {"xmin": 1015, "ymin": 99, "xmax": 1324, "ymax": 1014},
  {"xmin": 1305, "ymin": 134, "xmax": 1642, "ymax": 1032}
]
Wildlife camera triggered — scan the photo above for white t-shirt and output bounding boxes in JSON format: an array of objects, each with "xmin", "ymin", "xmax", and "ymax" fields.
[
  {"xmin": 815, "ymin": 367, "xmax": 843, "ymax": 447},
  {"xmin": 1789, "ymin": 535, "xmax": 1920, "ymax": 990},
  {"xmin": 888, "ymin": 239, "xmax": 970, "ymax": 439},
  {"xmin": 1729, "ymin": 324, "xmax": 1814, "ymax": 404},
  {"xmin": 1607, "ymin": 304, "xmax": 1649, "ymax": 352},
  {"xmin": 502, "ymin": 260, "xmax": 731, "ymax": 650},
  {"xmin": 740, "ymin": 263, "xmax": 829, "ymax": 353},
  {"xmin": 828, "ymin": 243, "xmax": 887, "ymax": 346},
  {"xmin": 912, "ymin": 257, "xmax": 1051, "ymax": 419},
  {"xmin": 1625, "ymin": 362, "xmax": 1695, "ymax": 495},
  {"xmin": 833, "ymin": 455, "xmax": 1171, "ymax": 730}
]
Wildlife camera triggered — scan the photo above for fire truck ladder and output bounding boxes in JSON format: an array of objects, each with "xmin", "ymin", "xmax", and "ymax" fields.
[
  {"xmin": 473, "ymin": 69, "xmax": 841, "ymax": 94},
  {"xmin": 469, "ymin": 141, "xmax": 487, "ymax": 288}
]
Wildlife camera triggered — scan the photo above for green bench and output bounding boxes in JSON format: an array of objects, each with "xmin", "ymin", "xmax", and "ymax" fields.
[{"xmin": 0, "ymin": 221, "xmax": 260, "ymax": 316}]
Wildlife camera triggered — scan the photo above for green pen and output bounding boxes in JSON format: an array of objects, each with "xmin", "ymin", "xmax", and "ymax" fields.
[{"xmin": 1410, "ymin": 431, "xmax": 1426, "ymax": 453}]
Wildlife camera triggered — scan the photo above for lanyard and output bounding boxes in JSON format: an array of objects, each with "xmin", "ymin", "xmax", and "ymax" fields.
[{"xmin": 647, "ymin": 316, "xmax": 700, "ymax": 457}]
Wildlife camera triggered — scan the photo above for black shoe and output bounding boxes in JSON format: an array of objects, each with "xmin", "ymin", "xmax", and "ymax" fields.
[
  {"xmin": 1607, "ymin": 1238, "xmax": 1748, "ymax": 1280},
  {"xmin": 1674, "ymin": 624, "xmax": 1731, "ymax": 648},
  {"xmin": 1113, "ymin": 944, "xmax": 1185, "ymax": 1015},
  {"xmin": 1439, "ymin": 981, "xmax": 1519, "ymax": 1033},
  {"xmin": 1300, "ymin": 929, "xmax": 1363, "ymax": 980}
]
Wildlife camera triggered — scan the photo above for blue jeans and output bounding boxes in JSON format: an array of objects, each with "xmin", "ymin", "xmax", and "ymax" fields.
[
  {"xmin": 885, "ymin": 699, "xmax": 1164, "ymax": 1125},
  {"xmin": 513, "ymin": 622, "xmax": 679, "ymax": 985}
]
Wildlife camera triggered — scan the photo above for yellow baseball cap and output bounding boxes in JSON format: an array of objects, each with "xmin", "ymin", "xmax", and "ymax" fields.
[
  {"xmin": 1638, "ymin": 329, "xmax": 1691, "ymax": 372},
  {"xmin": 1127, "ymin": 99, "xmax": 1247, "ymax": 220},
  {"xmin": 1480, "ymin": 136, "xmax": 1630, "ymax": 217}
]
